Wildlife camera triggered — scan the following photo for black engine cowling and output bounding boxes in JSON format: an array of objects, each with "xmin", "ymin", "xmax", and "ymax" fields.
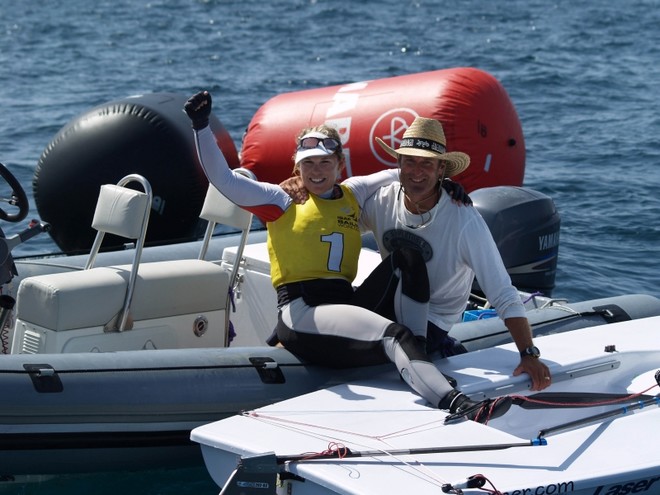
[{"xmin": 472, "ymin": 186, "xmax": 560, "ymax": 296}]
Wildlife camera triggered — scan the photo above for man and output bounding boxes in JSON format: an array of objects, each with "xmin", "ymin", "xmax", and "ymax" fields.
[{"xmin": 365, "ymin": 116, "xmax": 551, "ymax": 391}]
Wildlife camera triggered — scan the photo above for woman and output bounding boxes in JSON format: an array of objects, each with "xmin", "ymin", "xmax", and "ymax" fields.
[{"xmin": 184, "ymin": 91, "xmax": 511, "ymax": 423}]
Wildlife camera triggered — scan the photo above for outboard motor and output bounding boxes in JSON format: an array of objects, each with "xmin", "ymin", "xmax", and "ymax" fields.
[{"xmin": 471, "ymin": 186, "xmax": 560, "ymax": 296}]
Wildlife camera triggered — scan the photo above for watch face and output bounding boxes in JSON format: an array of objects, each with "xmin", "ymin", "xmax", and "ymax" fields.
[{"xmin": 522, "ymin": 346, "xmax": 540, "ymax": 358}]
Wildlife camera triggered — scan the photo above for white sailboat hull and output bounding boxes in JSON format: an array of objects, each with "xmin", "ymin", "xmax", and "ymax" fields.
[{"xmin": 192, "ymin": 316, "xmax": 660, "ymax": 495}]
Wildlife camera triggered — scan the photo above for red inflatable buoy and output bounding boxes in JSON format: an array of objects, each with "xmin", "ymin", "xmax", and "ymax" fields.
[{"xmin": 240, "ymin": 68, "xmax": 525, "ymax": 191}]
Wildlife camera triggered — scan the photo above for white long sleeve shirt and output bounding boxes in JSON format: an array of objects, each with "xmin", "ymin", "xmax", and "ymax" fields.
[{"xmin": 360, "ymin": 182, "xmax": 526, "ymax": 330}]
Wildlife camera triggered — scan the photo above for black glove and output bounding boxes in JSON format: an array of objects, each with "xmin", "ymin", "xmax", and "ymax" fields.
[
  {"xmin": 441, "ymin": 178, "xmax": 472, "ymax": 206},
  {"xmin": 184, "ymin": 91, "xmax": 212, "ymax": 130}
]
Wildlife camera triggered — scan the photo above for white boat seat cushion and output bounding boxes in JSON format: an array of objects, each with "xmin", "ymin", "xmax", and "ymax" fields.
[
  {"xmin": 15, "ymin": 260, "xmax": 230, "ymax": 331},
  {"xmin": 92, "ymin": 183, "xmax": 152, "ymax": 239}
]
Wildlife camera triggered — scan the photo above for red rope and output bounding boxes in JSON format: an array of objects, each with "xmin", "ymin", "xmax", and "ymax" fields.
[
  {"xmin": 478, "ymin": 474, "xmax": 504, "ymax": 495},
  {"xmin": 296, "ymin": 442, "xmax": 349, "ymax": 461}
]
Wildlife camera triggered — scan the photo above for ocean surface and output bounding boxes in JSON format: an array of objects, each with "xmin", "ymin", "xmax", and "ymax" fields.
[{"xmin": 1, "ymin": 0, "xmax": 659, "ymax": 493}]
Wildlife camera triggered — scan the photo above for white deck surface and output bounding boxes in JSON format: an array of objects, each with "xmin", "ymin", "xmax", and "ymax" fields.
[{"xmin": 192, "ymin": 316, "xmax": 660, "ymax": 495}]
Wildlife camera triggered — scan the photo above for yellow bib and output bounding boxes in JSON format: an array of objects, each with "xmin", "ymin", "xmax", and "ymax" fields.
[{"xmin": 267, "ymin": 185, "xmax": 361, "ymax": 287}]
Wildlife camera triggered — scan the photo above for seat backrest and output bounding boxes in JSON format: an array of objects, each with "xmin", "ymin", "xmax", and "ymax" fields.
[
  {"xmin": 197, "ymin": 168, "xmax": 255, "ymax": 346},
  {"xmin": 198, "ymin": 183, "xmax": 253, "ymax": 232},
  {"xmin": 85, "ymin": 174, "xmax": 152, "ymax": 331},
  {"xmin": 197, "ymin": 167, "xmax": 255, "ymax": 261}
]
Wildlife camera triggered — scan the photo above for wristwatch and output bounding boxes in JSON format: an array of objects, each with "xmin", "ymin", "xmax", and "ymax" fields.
[{"xmin": 520, "ymin": 345, "xmax": 540, "ymax": 359}]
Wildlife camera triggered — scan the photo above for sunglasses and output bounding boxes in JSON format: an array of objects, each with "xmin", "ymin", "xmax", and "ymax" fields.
[{"xmin": 297, "ymin": 137, "xmax": 341, "ymax": 152}]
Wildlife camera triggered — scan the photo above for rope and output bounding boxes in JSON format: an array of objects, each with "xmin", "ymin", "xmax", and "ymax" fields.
[
  {"xmin": 511, "ymin": 382, "xmax": 658, "ymax": 409},
  {"xmin": 242, "ymin": 409, "xmax": 453, "ymax": 489},
  {"xmin": 243, "ymin": 409, "xmax": 445, "ymax": 442}
]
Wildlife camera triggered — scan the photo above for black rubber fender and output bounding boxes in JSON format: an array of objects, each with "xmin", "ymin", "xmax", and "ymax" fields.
[{"xmin": 33, "ymin": 93, "xmax": 239, "ymax": 253}]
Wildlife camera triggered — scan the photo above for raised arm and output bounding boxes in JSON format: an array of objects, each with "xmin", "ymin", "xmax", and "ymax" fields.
[{"xmin": 185, "ymin": 91, "xmax": 291, "ymax": 221}]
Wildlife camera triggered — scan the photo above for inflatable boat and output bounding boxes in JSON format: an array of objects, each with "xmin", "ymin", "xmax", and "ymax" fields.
[
  {"xmin": 2, "ymin": 68, "xmax": 659, "ymax": 479},
  {"xmin": 2, "ymin": 172, "xmax": 659, "ymax": 478}
]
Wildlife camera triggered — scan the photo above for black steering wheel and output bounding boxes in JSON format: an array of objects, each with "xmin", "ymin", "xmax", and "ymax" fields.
[{"xmin": 0, "ymin": 162, "xmax": 29, "ymax": 223}]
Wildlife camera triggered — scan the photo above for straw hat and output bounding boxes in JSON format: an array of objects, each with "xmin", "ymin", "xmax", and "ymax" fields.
[{"xmin": 376, "ymin": 117, "xmax": 470, "ymax": 177}]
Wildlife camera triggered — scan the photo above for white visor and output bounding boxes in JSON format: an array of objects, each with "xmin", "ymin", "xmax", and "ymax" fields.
[{"xmin": 294, "ymin": 131, "xmax": 337, "ymax": 164}]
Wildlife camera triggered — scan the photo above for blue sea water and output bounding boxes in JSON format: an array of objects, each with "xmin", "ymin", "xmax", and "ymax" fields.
[{"xmin": 1, "ymin": 0, "xmax": 659, "ymax": 493}]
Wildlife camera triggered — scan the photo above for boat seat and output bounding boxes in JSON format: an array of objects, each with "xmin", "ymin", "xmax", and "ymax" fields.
[
  {"xmin": 197, "ymin": 169, "xmax": 255, "ymax": 346},
  {"xmin": 11, "ymin": 171, "xmax": 255, "ymax": 352},
  {"xmin": 13, "ymin": 174, "xmax": 155, "ymax": 334},
  {"xmin": 14, "ymin": 260, "xmax": 230, "ymax": 331}
]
